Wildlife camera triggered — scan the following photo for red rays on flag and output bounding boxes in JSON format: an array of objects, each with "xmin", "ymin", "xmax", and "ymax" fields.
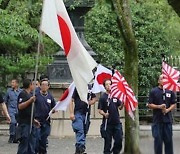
[
  {"xmin": 110, "ymin": 71, "xmax": 138, "ymax": 120},
  {"xmin": 162, "ymin": 61, "xmax": 180, "ymax": 92}
]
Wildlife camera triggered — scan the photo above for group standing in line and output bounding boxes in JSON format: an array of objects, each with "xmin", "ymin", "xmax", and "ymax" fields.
[{"xmin": 0, "ymin": 74, "xmax": 177, "ymax": 154}]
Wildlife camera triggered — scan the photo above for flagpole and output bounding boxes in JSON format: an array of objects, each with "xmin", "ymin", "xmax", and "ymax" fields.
[
  {"xmin": 85, "ymin": 88, "xmax": 92, "ymax": 125},
  {"xmin": 104, "ymin": 96, "xmax": 110, "ymax": 131},
  {"xmin": 30, "ymin": 30, "xmax": 42, "ymax": 134},
  {"xmin": 161, "ymin": 54, "xmax": 166, "ymax": 115}
]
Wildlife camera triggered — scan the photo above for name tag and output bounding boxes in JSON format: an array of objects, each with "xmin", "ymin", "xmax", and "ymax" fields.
[
  {"xmin": 47, "ymin": 99, "xmax": 51, "ymax": 104},
  {"xmin": 19, "ymin": 98, "xmax": 22, "ymax": 103},
  {"xmin": 113, "ymin": 98, "xmax": 118, "ymax": 103},
  {"xmin": 166, "ymin": 93, "xmax": 171, "ymax": 98}
]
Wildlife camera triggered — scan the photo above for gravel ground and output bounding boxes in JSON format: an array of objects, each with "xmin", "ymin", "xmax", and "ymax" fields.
[{"xmin": 0, "ymin": 135, "xmax": 179, "ymax": 154}]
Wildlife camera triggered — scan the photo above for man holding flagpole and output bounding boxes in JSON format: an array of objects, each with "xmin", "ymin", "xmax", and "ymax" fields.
[
  {"xmin": 98, "ymin": 79, "xmax": 123, "ymax": 154},
  {"xmin": 69, "ymin": 85, "xmax": 96, "ymax": 154},
  {"xmin": 148, "ymin": 74, "xmax": 176, "ymax": 154},
  {"xmin": 16, "ymin": 79, "xmax": 39, "ymax": 154}
]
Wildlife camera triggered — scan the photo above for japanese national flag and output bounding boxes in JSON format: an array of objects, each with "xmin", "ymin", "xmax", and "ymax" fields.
[
  {"xmin": 41, "ymin": 0, "xmax": 97, "ymax": 102},
  {"xmin": 92, "ymin": 64, "xmax": 112, "ymax": 93},
  {"xmin": 49, "ymin": 82, "xmax": 75, "ymax": 116}
]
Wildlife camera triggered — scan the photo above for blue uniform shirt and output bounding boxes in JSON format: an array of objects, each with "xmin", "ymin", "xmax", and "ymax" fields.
[
  {"xmin": 4, "ymin": 88, "xmax": 22, "ymax": 114},
  {"xmin": 98, "ymin": 93, "xmax": 122, "ymax": 125},
  {"xmin": 17, "ymin": 90, "xmax": 34, "ymax": 124},
  {"xmin": 35, "ymin": 91, "xmax": 56, "ymax": 124},
  {"xmin": 72, "ymin": 88, "xmax": 96, "ymax": 115},
  {"xmin": 148, "ymin": 87, "xmax": 176, "ymax": 123}
]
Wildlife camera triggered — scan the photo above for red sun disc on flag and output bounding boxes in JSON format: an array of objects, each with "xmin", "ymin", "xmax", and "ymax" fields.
[
  {"xmin": 110, "ymin": 71, "xmax": 138, "ymax": 118},
  {"xmin": 59, "ymin": 89, "xmax": 69, "ymax": 101},
  {"xmin": 117, "ymin": 81, "xmax": 126, "ymax": 94},
  {"xmin": 97, "ymin": 73, "xmax": 112, "ymax": 85},
  {"xmin": 57, "ymin": 15, "xmax": 71, "ymax": 56}
]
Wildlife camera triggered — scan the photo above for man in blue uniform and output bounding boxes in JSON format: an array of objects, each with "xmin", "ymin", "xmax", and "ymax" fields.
[
  {"xmin": 34, "ymin": 79, "xmax": 56, "ymax": 154},
  {"xmin": 98, "ymin": 79, "xmax": 123, "ymax": 154},
  {"xmin": 69, "ymin": 85, "xmax": 96, "ymax": 154},
  {"xmin": 148, "ymin": 74, "xmax": 176, "ymax": 154},
  {"xmin": 0, "ymin": 92, "xmax": 11, "ymax": 123},
  {"xmin": 4, "ymin": 79, "xmax": 22, "ymax": 143},
  {"xmin": 17, "ymin": 79, "xmax": 38, "ymax": 154}
]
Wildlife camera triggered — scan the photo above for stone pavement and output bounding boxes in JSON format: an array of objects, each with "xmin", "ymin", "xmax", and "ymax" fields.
[{"xmin": 0, "ymin": 134, "xmax": 180, "ymax": 154}]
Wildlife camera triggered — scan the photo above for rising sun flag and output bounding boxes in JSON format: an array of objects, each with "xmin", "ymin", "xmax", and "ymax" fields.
[
  {"xmin": 162, "ymin": 61, "xmax": 180, "ymax": 92},
  {"xmin": 110, "ymin": 71, "xmax": 138, "ymax": 120},
  {"xmin": 41, "ymin": 0, "xmax": 97, "ymax": 102}
]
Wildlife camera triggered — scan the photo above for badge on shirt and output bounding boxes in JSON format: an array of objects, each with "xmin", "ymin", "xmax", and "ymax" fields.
[
  {"xmin": 47, "ymin": 99, "xmax": 51, "ymax": 104},
  {"xmin": 19, "ymin": 98, "xmax": 22, "ymax": 103},
  {"xmin": 166, "ymin": 93, "xmax": 171, "ymax": 98},
  {"xmin": 113, "ymin": 98, "xmax": 118, "ymax": 103}
]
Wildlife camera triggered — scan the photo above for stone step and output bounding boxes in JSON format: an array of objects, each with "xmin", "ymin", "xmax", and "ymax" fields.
[{"xmin": 0, "ymin": 124, "xmax": 9, "ymax": 135}]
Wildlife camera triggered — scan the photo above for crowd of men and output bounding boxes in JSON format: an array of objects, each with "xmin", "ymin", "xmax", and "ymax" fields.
[{"xmin": 0, "ymin": 74, "xmax": 177, "ymax": 154}]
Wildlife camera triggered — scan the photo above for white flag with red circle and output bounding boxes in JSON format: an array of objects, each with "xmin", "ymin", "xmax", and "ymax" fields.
[
  {"xmin": 162, "ymin": 61, "xmax": 180, "ymax": 92},
  {"xmin": 49, "ymin": 82, "xmax": 75, "ymax": 116},
  {"xmin": 41, "ymin": 0, "xmax": 97, "ymax": 102},
  {"xmin": 110, "ymin": 71, "xmax": 138, "ymax": 120},
  {"xmin": 92, "ymin": 64, "xmax": 112, "ymax": 93}
]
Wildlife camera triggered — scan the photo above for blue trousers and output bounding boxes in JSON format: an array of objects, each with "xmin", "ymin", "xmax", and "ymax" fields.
[
  {"xmin": 101, "ymin": 123, "xmax": 123, "ymax": 154},
  {"xmin": 152, "ymin": 123, "xmax": 173, "ymax": 154},
  {"xmin": 72, "ymin": 112, "xmax": 90, "ymax": 151},
  {"xmin": 17, "ymin": 124, "xmax": 36, "ymax": 154},
  {"xmin": 9, "ymin": 112, "xmax": 17, "ymax": 136},
  {"xmin": 36, "ymin": 122, "xmax": 50, "ymax": 154}
]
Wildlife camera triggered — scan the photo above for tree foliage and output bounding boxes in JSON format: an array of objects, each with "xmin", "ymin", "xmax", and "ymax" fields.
[
  {"xmin": 0, "ymin": 0, "xmax": 58, "ymax": 90},
  {"xmin": 0, "ymin": 0, "xmax": 59, "ymax": 54}
]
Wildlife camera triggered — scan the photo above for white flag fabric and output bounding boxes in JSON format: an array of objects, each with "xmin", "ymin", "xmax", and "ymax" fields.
[
  {"xmin": 41, "ymin": 0, "xmax": 97, "ymax": 102},
  {"xmin": 92, "ymin": 64, "xmax": 112, "ymax": 93},
  {"xmin": 49, "ymin": 82, "xmax": 75, "ymax": 116}
]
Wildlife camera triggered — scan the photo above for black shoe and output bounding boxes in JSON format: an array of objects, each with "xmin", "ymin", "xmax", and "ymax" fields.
[
  {"xmin": 79, "ymin": 147, "xmax": 85, "ymax": 154},
  {"xmin": 8, "ymin": 136, "xmax": 14, "ymax": 143},
  {"xmin": 13, "ymin": 139, "xmax": 19, "ymax": 143}
]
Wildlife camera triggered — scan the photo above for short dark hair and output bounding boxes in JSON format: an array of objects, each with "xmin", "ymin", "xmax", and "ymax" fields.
[
  {"xmin": 40, "ymin": 78, "xmax": 50, "ymax": 86},
  {"xmin": 103, "ymin": 79, "xmax": 112, "ymax": 87},
  {"xmin": 12, "ymin": 78, "xmax": 19, "ymax": 83},
  {"xmin": 23, "ymin": 79, "xmax": 32, "ymax": 89},
  {"xmin": 40, "ymin": 74, "xmax": 49, "ymax": 81}
]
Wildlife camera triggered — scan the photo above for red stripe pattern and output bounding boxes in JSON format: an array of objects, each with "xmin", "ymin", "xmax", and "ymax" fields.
[
  {"xmin": 110, "ymin": 71, "xmax": 138, "ymax": 119},
  {"xmin": 162, "ymin": 62, "xmax": 180, "ymax": 92}
]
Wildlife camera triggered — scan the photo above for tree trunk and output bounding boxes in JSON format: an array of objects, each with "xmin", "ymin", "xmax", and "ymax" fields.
[
  {"xmin": 110, "ymin": 0, "xmax": 140, "ymax": 153},
  {"xmin": 167, "ymin": 0, "xmax": 180, "ymax": 17}
]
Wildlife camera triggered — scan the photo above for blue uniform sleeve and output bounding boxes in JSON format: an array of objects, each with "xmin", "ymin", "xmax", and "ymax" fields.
[
  {"xmin": 171, "ymin": 91, "xmax": 176, "ymax": 104},
  {"xmin": 117, "ymin": 99, "xmax": 122, "ymax": 107},
  {"xmin": 148, "ymin": 90, "xmax": 154, "ymax": 104},
  {"xmin": 4, "ymin": 89, "xmax": 9, "ymax": 104},
  {"xmin": 17, "ymin": 92, "xmax": 26, "ymax": 105},
  {"xmin": 51, "ymin": 97, "xmax": 56, "ymax": 109},
  {"xmin": 0, "ymin": 93, "xmax": 4, "ymax": 103},
  {"xmin": 72, "ymin": 88, "xmax": 77, "ymax": 99},
  {"xmin": 98, "ymin": 96, "xmax": 104, "ymax": 110}
]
